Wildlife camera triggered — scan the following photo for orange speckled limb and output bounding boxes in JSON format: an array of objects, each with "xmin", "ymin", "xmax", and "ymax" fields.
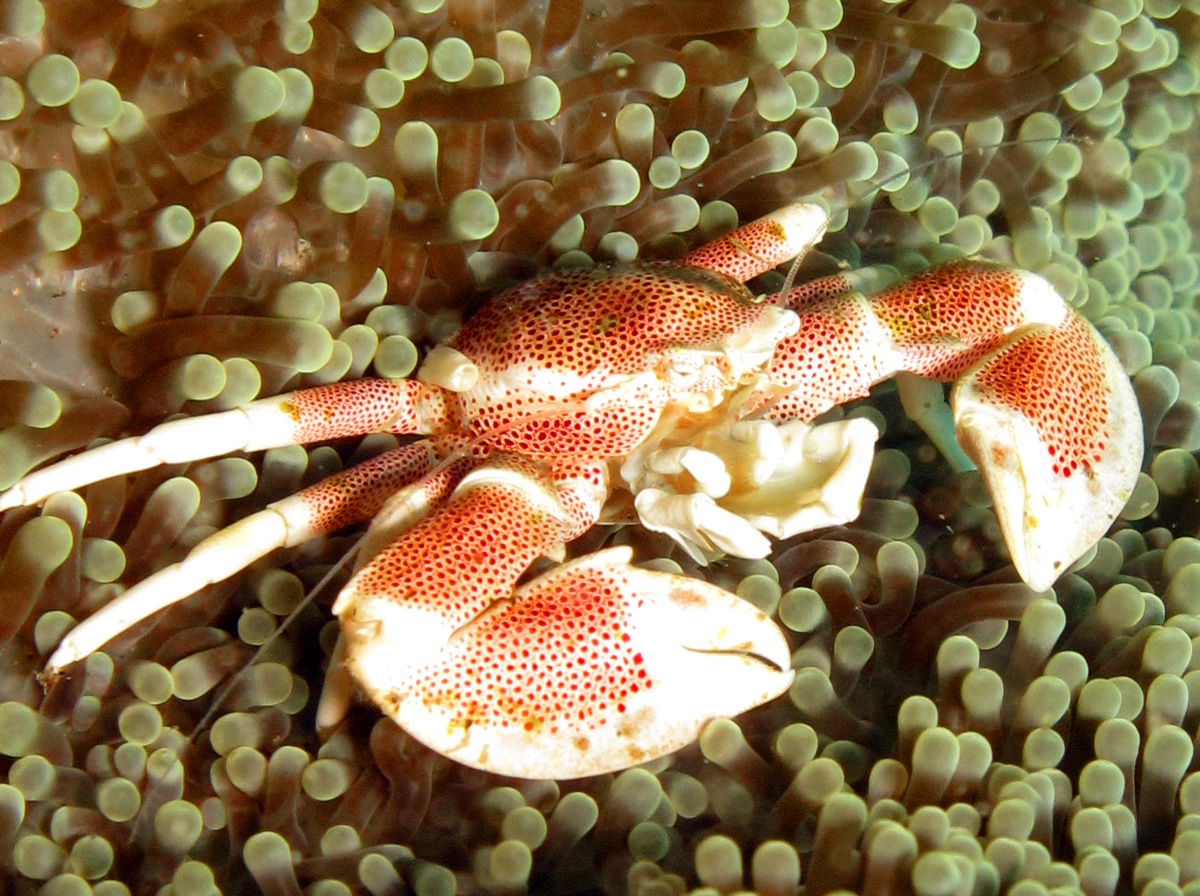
[
  {"xmin": 762, "ymin": 261, "xmax": 1142, "ymax": 589},
  {"xmin": 287, "ymin": 378, "xmax": 452, "ymax": 441},
  {"xmin": 761, "ymin": 261, "xmax": 1061, "ymax": 422},
  {"xmin": 681, "ymin": 201, "xmax": 829, "ymax": 282},
  {"xmin": 0, "ymin": 379, "xmax": 450, "ymax": 511},
  {"xmin": 335, "ymin": 454, "xmax": 793, "ymax": 778},
  {"xmin": 45, "ymin": 442, "xmax": 456, "ymax": 671}
]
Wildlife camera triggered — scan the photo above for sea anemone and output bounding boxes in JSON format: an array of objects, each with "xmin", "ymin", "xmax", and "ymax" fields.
[{"xmin": 0, "ymin": 0, "xmax": 1198, "ymax": 893}]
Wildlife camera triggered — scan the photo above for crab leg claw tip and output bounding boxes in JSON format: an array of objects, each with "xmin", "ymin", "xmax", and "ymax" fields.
[
  {"xmin": 342, "ymin": 546, "xmax": 793, "ymax": 779},
  {"xmin": 762, "ymin": 201, "xmax": 832, "ymax": 259},
  {"xmin": 951, "ymin": 274, "xmax": 1143, "ymax": 592},
  {"xmin": 682, "ymin": 201, "xmax": 829, "ymax": 281}
]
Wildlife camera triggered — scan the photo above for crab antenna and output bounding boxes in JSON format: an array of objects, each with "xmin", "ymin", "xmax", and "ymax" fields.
[{"xmin": 187, "ymin": 537, "xmax": 363, "ymax": 745}]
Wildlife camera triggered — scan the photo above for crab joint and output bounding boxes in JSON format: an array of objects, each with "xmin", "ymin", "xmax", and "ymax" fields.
[{"xmin": 418, "ymin": 344, "xmax": 479, "ymax": 392}]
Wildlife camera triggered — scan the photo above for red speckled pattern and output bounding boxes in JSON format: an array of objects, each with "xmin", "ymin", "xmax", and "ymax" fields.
[
  {"xmin": 763, "ymin": 262, "xmax": 1064, "ymax": 422},
  {"xmin": 451, "ymin": 264, "xmax": 769, "ymax": 456},
  {"xmin": 779, "ymin": 272, "xmax": 856, "ymax": 307},
  {"xmin": 347, "ymin": 455, "xmax": 569, "ymax": 630},
  {"xmin": 764, "ymin": 293, "xmax": 886, "ymax": 421},
  {"xmin": 682, "ymin": 216, "xmax": 796, "ymax": 282},
  {"xmin": 459, "ymin": 395, "xmax": 668, "ymax": 460},
  {"xmin": 292, "ymin": 442, "xmax": 449, "ymax": 536},
  {"xmin": 287, "ymin": 378, "xmax": 447, "ymax": 441},
  {"xmin": 546, "ymin": 458, "xmax": 609, "ymax": 538},
  {"xmin": 870, "ymin": 262, "xmax": 1035, "ymax": 381},
  {"xmin": 408, "ymin": 560, "xmax": 650, "ymax": 735},
  {"xmin": 971, "ymin": 312, "xmax": 1109, "ymax": 478},
  {"xmin": 454, "ymin": 264, "xmax": 758, "ymax": 378}
]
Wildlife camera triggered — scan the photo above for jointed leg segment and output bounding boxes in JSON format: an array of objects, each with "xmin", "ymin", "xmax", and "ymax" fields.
[
  {"xmin": 0, "ymin": 379, "xmax": 449, "ymax": 511},
  {"xmin": 45, "ymin": 441, "xmax": 448, "ymax": 671}
]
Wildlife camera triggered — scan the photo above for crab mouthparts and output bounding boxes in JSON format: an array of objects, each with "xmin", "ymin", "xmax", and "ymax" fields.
[{"xmin": 723, "ymin": 305, "xmax": 800, "ymax": 382}]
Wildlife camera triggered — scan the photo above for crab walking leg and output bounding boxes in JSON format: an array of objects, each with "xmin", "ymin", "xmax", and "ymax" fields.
[
  {"xmin": 764, "ymin": 261, "xmax": 1142, "ymax": 590},
  {"xmin": 775, "ymin": 265, "xmax": 900, "ymax": 305},
  {"xmin": 335, "ymin": 454, "xmax": 793, "ymax": 779},
  {"xmin": 45, "ymin": 442, "xmax": 457, "ymax": 672},
  {"xmin": 0, "ymin": 379, "xmax": 451, "ymax": 511},
  {"xmin": 681, "ymin": 201, "xmax": 829, "ymax": 281}
]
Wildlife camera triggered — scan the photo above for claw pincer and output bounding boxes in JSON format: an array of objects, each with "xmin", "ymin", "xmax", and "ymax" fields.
[
  {"xmin": 1, "ymin": 202, "xmax": 1142, "ymax": 778},
  {"xmin": 762, "ymin": 261, "xmax": 1142, "ymax": 591}
]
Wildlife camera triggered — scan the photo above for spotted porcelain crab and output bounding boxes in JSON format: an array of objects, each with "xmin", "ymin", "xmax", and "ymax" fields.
[{"xmin": 1, "ymin": 202, "xmax": 1142, "ymax": 779}]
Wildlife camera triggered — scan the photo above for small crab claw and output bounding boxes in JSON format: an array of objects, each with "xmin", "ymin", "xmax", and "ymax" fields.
[
  {"xmin": 951, "ymin": 306, "xmax": 1143, "ymax": 591},
  {"xmin": 335, "ymin": 456, "xmax": 792, "ymax": 778}
]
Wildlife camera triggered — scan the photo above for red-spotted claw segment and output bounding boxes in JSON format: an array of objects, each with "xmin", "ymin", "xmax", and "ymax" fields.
[
  {"xmin": 335, "ymin": 456, "xmax": 793, "ymax": 779},
  {"xmin": 952, "ymin": 303, "xmax": 1143, "ymax": 591},
  {"xmin": 681, "ymin": 200, "xmax": 830, "ymax": 282},
  {"xmin": 762, "ymin": 261, "xmax": 1143, "ymax": 591}
]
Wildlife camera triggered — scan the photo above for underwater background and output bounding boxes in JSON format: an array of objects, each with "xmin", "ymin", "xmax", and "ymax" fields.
[{"xmin": 0, "ymin": 0, "xmax": 1199, "ymax": 893}]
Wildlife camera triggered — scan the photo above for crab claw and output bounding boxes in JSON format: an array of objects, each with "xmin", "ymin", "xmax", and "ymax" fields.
[
  {"xmin": 952, "ymin": 304, "xmax": 1143, "ymax": 591},
  {"xmin": 340, "ymin": 546, "xmax": 793, "ymax": 779},
  {"xmin": 769, "ymin": 261, "xmax": 1143, "ymax": 592}
]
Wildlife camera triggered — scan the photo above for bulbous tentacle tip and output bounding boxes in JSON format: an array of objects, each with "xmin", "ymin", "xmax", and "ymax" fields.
[
  {"xmin": 348, "ymin": 546, "xmax": 793, "ymax": 779},
  {"xmin": 951, "ymin": 295, "xmax": 1144, "ymax": 592}
]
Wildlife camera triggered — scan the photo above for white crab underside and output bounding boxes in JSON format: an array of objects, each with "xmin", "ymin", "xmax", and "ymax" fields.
[{"xmin": 622, "ymin": 386, "xmax": 880, "ymax": 562}]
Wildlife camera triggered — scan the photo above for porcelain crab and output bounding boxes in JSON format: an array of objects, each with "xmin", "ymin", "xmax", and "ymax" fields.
[{"xmin": 1, "ymin": 202, "xmax": 1142, "ymax": 779}]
